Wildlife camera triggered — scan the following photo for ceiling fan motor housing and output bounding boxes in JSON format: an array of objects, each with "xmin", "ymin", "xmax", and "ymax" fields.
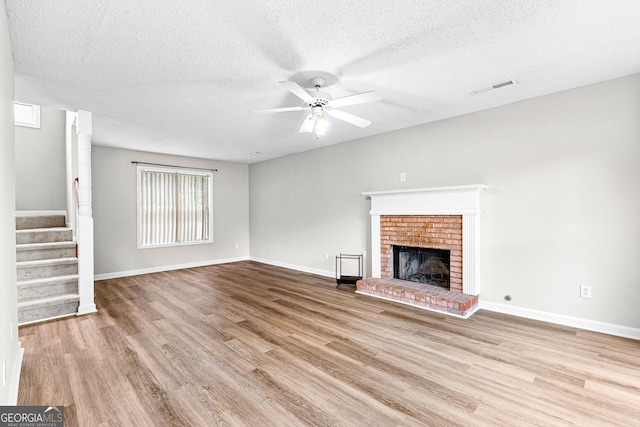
[
  {"xmin": 307, "ymin": 77, "xmax": 331, "ymax": 108},
  {"xmin": 307, "ymin": 97, "xmax": 330, "ymax": 109}
]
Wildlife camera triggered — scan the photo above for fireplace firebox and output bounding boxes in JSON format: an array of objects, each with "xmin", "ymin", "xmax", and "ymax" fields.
[{"xmin": 392, "ymin": 245, "xmax": 450, "ymax": 289}]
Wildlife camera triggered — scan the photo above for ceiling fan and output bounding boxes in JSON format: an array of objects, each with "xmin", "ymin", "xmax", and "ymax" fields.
[{"xmin": 251, "ymin": 77, "xmax": 381, "ymax": 138}]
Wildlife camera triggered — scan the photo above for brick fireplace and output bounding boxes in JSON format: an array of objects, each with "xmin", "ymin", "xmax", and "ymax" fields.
[
  {"xmin": 381, "ymin": 215, "xmax": 462, "ymax": 291},
  {"xmin": 357, "ymin": 185, "xmax": 486, "ymax": 318}
]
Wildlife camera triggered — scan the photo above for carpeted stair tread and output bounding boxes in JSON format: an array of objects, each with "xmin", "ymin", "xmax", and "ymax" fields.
[
  {"xmin": 16, "ymin": 257, "xmax": 78, "ymax": 267},
  {"xmin": 18, "ymin": 293, "xmax": 80, "ymax": 324},
  {"xmin": 17, "ymin": 274, "xmax": 79, "ymax": 287},
  {"xmin": 17, "ymin": 241, "xmax": 76, "ymax": 250},
  {"xmin": 15, "ymin": 215, "xmax": 66, "ymax": 230},
  {"xmin": 16, "ymin": 227, "xmax": 73, "ymax": 244},
  {"xmin": 17, "ymin": 275, "xmax": 78, "ymax": 302},
  {"xmin": 16, "ymin": 241, "xmax": 76, "ymax": 262},
  {"xmin": 17, "ymin": 293, "xmax": 79, "ymax": 309},
  {"xmin": 16, "ymin": 226, "xmax": 71, "ymax": 233},
  {"xmin": 16, "ymin": 257, "xmax": 78, "ymax": 281}
]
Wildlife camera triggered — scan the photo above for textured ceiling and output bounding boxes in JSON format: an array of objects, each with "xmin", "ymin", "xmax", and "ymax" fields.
[{"xmin": 6, "ymin": 1, "xmax": 640, "ymax": 163}]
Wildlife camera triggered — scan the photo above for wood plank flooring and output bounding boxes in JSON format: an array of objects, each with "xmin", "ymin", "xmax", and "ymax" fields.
[{"xmin": 18, "ymin": 261, "xmax": 640, "ymax": 426}]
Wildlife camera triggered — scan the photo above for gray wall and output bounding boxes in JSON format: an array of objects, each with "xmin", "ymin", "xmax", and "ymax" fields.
[
  {"xmin": 92, "ymin": 146, "xmax": 250, "ymax": 276},
  {"xmin": 249, "ymin": 74, "xmax": 640, "ymax": 329},
  {"xmin": 15, "ymin": 106, "xmax": 66, "ymax": 210},
  {"xmin": 0, "ymin": 0, "xmax": 20, "ymax": 404}
]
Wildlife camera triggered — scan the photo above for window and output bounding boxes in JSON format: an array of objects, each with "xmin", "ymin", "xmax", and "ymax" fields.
[
  {"xmin": 137, "ymin": 165, "xmax": 213, "ymax": 248},
  {"xmin": 14, "ymin": 102, "xmax": 41, "ymax": 128}
]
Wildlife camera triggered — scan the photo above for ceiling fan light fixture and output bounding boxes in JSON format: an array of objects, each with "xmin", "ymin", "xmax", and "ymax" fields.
[
  {"xmin": 314, "ymin": 113, "xmax": 329, "ymax": 138},
  {"xmin": 310, "ymin": 105, "xmax": 329, "ymax": 138}
]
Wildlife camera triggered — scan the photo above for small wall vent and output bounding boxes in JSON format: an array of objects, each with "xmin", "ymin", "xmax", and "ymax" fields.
[{"xmin": 471, "ymin": 79, "xmax": 517, "ymax": 95}]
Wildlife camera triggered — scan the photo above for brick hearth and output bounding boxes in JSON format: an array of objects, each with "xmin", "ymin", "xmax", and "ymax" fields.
[{"xmin": 356, "ymin": 277, "xmax": 478, "ymax": 317}]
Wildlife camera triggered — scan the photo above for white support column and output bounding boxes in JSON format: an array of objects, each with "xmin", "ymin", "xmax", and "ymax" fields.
[
  {"xmin": 462, "ymin": 214, "xmax": 481, "ymax": 296},
  {"xmin": 76, "ymin": 110, "xmax": 97, "ymax": 315},
  {"xmin": 370, "ymin": 215, "xmax": 381, "ymax": 278},
  {"xmin": 65, "ymin": 112, "xmax": 77, "ymax": 239}
]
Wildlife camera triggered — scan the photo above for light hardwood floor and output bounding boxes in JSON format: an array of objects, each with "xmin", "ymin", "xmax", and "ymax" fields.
[{"xmin": 18, "ymin": 261, "xmax": 640, "ymax": 426}]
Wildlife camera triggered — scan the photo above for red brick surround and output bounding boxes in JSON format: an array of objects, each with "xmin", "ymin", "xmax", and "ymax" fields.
[{"xmin": 380, "ymin": 215, "xmax": 463, "ymax": 292}]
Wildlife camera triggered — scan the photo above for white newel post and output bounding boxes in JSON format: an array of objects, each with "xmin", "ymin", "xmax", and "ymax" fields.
[{"xmin": 76, "ymin": 110, "xmax": 97, "ymax": 315}]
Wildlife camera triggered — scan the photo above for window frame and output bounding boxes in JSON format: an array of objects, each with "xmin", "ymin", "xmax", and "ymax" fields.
[
  {"xmin": 14, "ymin": 102, "xmax": 41, "ymax": 128},
  {"xmin": 136, "ymin": 164, "xmax": 214, "ymax": 249}
]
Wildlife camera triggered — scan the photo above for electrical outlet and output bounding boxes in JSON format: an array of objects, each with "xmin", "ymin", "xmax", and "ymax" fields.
[
  {"xmin": 580, "ymin": 285, "xmax": 592, "ymax": 299},
  {"xmin": 400, "ymin": 172, "xmax": 407, "ymax": 182},
  {"xmin": 324, "ymin": 253, "xmax": 329, "ymax": 260}
]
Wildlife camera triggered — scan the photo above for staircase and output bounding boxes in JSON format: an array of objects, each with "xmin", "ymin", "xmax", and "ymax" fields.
[{"xmin": 16, "ymin": 213, "xmax": 79, "ymax": 324}]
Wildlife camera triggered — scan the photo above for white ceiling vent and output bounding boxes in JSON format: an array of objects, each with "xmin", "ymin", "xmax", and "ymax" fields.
[{"xmin": 471, "ymin": 79, "xmax": 517, "ymax": 95}]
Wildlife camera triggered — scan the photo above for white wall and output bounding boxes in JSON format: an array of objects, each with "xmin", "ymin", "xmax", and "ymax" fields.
[
  {"xmin": 15, "ymin": 106, "xmax": 66, "ymax": 210},
  {"xmin": 249, "ymin": 74, "xmax": 640, "ymax": 330},
  {"xmin": 92, "ymin": 146, "xmax": 250, "ymax": 277},
  {"xmin": 0, "ymin": 0, "xmax": 21, "ymax": 405}
]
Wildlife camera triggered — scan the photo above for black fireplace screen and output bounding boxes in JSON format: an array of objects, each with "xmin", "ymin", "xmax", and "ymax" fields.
[{"xmin": 392, "ymin": 245, "xmax": 450, "ymax": 289}]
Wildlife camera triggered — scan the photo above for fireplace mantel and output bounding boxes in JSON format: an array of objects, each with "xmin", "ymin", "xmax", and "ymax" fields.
[
  {"xmin": 363, "ymin": 185, "xmax": 487, "ymax": 296},
  {"xmin": 363, "ymin": 184, "xmax": 487, "ymax": 216}
]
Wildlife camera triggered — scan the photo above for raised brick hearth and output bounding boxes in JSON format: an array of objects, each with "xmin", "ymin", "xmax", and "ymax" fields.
[{"xmin": 356, "ymin": 277, "xmax": 478, "ymax": 317}]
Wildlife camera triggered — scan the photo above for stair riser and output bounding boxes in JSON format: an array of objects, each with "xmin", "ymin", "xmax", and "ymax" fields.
[
  {"xmin": 17, "ymin": 263, "xmax": 78, "ymax": 281},
  {"xmin": 17, "ymin": 247, "xmax": 76, "ymax": 262},
  {"xmin": 18, "ymin": 300, "xmax": 79, "ymax": 324},
  {"xmin": 16, "ymin": 229, "xmax": 73, "ymax": 244},
  {"xmin": 16, "ymin": 215, "xmax": 66, "ymax": 230},
  {"xmin": 18, "ymin": 281, "xmax": 78, "ymax": 302}
]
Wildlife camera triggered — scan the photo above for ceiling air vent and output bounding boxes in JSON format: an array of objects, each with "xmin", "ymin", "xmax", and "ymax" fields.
[{"xmin": 471, "ymin": 79, "xmax": 517, "ymax": 95}]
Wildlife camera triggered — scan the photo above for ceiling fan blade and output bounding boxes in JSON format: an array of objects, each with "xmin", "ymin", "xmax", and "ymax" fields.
[
  {"xmin": 329, "ymin": 91, "xmax": 381, "ymax": 108},
  {"xmin": 327, "ymin": 109, "xmax": 372, "ymax": 128},
  {"xmin": 279, "ymin": 81, "xmax": 313, "ymax": 103},
  {"xmin": 251, "ymin": 106, "xmax": 306, "ymax": 114},
  {"xmin": 298, "ymin": 114, "xmax": 314, "ymax": 133}
]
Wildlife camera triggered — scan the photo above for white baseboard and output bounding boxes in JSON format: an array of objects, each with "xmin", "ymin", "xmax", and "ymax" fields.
[
  {"xmin": 250, "ymin": 257, "xmax": 334, "ymax": 279},
  {"xmin": 94, "ymin": 256, "xmax": 250, "ymax": 281},
  {"xmin": 480, "ymin": 300, "xmax": 640, "ymax": 341},
  {"xmin": 8, "ymin": 342, "xmax": 23, "ymax": 405}
]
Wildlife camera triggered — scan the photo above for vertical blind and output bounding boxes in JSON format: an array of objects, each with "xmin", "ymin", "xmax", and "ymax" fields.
[{"xmin": 139, "ymin": 169, "xmax": 211, "ymax": 246}]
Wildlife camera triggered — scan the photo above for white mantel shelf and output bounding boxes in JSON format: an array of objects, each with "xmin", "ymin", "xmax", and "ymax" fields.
[
  {"xmin": 363, "ymin": 184, "xmax": 487, "ymax": 216},
  {"xmin": 363, "ymin": 184, "xmax": 488, "ymax": 197},
  {"xmin": 364, "ymin": 184, "xmax": 488, "ymax": 296}
]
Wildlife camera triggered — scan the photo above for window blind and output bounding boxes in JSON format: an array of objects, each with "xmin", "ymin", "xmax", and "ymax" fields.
[{"xmin": 138, "ymin": 167, "xmax": 211, "ymax": 247}]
